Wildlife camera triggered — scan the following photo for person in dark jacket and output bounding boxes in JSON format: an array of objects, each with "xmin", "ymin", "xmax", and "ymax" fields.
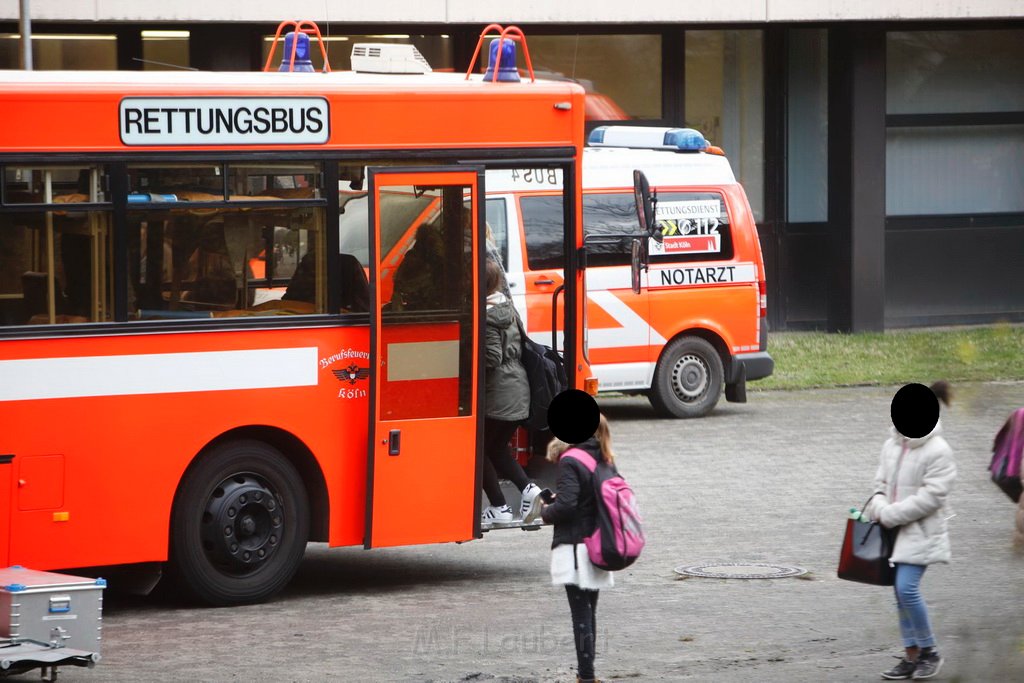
[
  {"xmin": 391, "ymin": 222, "xmax": 444, "ymax": 312},
  {"xmin": 481, "ymin": 258, "xmax": 543, "ymax": 527},
  {"xmin": 541, "ymin": 414, "xmax": 615, "ymax": 683}
]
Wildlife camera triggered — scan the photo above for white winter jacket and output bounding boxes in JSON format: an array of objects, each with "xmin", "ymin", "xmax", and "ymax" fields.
[{"xmin": 864, "ymin": 421, "xmax": 957, "ymax": 565}]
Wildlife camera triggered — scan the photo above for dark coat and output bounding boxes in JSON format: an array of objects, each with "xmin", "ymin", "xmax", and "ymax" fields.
[
  {"xmin": 484, "ymin": 292, "xmax": 530, "ymax": 421},
  {"xmin": 541, "ymin": 438, "xmax": 602, "ymax": 549}
]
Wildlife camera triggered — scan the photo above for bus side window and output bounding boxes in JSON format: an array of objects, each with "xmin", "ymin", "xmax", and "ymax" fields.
[
  {"xmin": 0, "ymin": 209, "xmax": 112, "ymax": 326},
  {"xmin": 128, "ymin": 207, "xmax": 326, "ymax": 320}
]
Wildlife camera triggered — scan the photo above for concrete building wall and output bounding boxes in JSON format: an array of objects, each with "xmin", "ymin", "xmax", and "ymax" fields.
[{"xmin": 1, "ymin": 0, "xmax": 1022, "ymax": 23}]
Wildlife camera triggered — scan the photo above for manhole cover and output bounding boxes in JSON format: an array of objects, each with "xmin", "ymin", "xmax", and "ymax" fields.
[{"xmin": 674, "ymin": 562, "xmax": 807, "ymax": 579}]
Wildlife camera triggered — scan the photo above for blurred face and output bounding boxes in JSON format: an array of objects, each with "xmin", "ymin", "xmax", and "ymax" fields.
[{"xmin": 890, "ymin": 383, "xmax": 939, "ymax": 438}]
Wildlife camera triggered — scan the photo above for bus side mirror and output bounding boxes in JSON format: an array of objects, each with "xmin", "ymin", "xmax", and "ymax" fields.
[
  {"xmin": 630, "ymin": 238, "xmax": 645, "ymax": 295},
  {"xmin": 633, "ymin": 169, "xmax": 661, "ymax": 244}
]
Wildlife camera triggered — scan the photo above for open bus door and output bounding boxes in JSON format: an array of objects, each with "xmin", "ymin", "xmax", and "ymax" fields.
[{"xmin": 365, "ymin": 168, "xmax": 484, "ymax": 548}]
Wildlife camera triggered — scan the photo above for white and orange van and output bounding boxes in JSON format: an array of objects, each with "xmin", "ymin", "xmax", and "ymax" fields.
[
  {"xmin": 338, "ymin": 126, "xmax": 773, "ymax": 418},
  {"xmin": 486, "ymin": 126, "xmax": 774, "ymax": 418}
]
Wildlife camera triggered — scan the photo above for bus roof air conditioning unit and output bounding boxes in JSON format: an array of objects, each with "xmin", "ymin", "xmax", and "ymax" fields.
[{"xmin": 351, "ymin": 43, "xmax": 431, "ymax": 74}]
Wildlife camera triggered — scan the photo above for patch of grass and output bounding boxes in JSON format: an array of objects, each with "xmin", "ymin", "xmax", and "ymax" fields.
[{"xmin": 754, "ymin": 323, "xmax": 1024, "ymax": 391}]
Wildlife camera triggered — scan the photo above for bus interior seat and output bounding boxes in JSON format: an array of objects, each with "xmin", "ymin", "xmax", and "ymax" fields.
[
  {"xmin": 20, "ymin": 271, "xmax": 52, "ymax": 323},
  {"xmin": 60, "ymin": 233, "xmax": 92, "ymax": 318},
  {"xmin": 338, "ymin": 253, "xmax": 369, "ymax": 313},
  {"xmin": 282, "ymin": 250, "xmax": 316, "ymax": 304}
]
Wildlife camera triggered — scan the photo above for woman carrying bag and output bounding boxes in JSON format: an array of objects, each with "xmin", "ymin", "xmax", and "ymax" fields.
[
  {"xmin": 864, "ymin": 382, "xmax": 956, "ymax": 680},
  {"xmin": 480, "ymin": 257, "xmax": 544, "ymax": 527}
]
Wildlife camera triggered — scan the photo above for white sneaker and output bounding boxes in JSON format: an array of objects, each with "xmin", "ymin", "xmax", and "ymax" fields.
[
  {"xmin": 519, "ymin": 483, "xmax": 544, "ymax": 524},
  {"xmin": 482, "ymin": 504, "xmax": 515, "ymax": 528}
]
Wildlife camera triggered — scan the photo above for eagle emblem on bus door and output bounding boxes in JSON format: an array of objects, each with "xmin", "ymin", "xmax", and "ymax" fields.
[{"xmin": 333, "ymin": 364, "xmax": 370, "ymax": 385}]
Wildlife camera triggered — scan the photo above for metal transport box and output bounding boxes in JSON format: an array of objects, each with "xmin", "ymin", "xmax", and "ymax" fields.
[{"xmin": 0, "ymin": 566, "xmax": 104, "ymax": 653}]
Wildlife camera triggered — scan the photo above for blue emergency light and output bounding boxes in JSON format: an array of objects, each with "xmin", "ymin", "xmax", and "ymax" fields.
[
  {"xmin": 279, "ymin": 31, "xmax": 315, "ymax": 72},
  {"xmin": 589, "ymin": 126, "xmax": 709, "ymax": 152},
  {"xmin": 483, "ymin": 38, "xmax": 520, "ymax": 82}
]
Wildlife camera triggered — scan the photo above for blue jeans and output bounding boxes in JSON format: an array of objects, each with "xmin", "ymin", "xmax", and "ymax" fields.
[{"xmin": 894, "ymin": 563, "xmax": 936, "ymax": 649}]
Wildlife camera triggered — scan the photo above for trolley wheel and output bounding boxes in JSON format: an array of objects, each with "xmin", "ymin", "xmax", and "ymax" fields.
[
  {"xmin": 648, "ymin": 336, "xmax": 724, "ymax": 418},
  {"xmin": 169, "ymin": 439, "xmax": 309, "ymax": 606}
]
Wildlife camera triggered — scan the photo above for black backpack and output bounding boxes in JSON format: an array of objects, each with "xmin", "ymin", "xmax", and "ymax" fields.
[{"xmin": 515, "ymin": 316, "xmax": 568, "ymax": 432}]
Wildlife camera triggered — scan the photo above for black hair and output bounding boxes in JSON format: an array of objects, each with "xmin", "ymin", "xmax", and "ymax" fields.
[{"xmin": 930, "ymin": 380, "xmax": 952, "ymax": 407}]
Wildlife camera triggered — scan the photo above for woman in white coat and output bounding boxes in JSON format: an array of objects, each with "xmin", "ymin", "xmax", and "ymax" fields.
[{"xmin": 865, "ymin": 382, "xmax": 956, "ymax": 681}]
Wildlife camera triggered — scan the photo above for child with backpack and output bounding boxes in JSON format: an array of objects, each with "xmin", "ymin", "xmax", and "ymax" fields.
[{"xmin": 541, "ymin": 413, "xmax": 644, "ymax": 683}]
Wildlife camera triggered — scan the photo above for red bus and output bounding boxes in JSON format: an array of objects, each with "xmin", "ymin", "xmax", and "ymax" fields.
[{"xmin": 0, "ymin": 36, "xmax": 590, "ymax": 604}]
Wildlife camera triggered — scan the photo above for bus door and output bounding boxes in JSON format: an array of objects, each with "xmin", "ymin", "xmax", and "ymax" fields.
[{"xmin": 365, "ymin": 168, "xmax": 484, "ymax": 548}]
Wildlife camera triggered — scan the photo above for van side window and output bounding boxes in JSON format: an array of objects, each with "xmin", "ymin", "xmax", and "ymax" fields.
[
  {"xmin": 579, "ymin": 193, "xmax": 639, "ymax": 267},
  {"xmin": 520, "ymin": 196, "xmax": 565, "ymax": 270},
  {"xmin": 521, "ymin": 191, "xmax": 735, "ymax": 270},
  {"xmin": 484, "ymin": 198, "xmax": 509, "ymax": 268},
  {"xmin": 521, "ymin": 193, "xmax": 639, "ymax": 269},
  {"xmin": 650, "ymin": 191, "xmax": 734, "ymax": 264}
]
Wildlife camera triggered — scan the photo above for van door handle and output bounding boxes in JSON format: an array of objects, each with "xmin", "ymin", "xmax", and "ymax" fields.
[{"xmin": 534, "ymin": 278, "xmax": 554, "ymax": 285}]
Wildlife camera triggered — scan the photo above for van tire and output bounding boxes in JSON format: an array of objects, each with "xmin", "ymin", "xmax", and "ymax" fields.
[
  {"xmin": 649, "ymin": 336, "xmax": 724, "ymax": 418},
  {"xmin": 169, "ymin": 439, "xmax": 309, "ymax": 606}
]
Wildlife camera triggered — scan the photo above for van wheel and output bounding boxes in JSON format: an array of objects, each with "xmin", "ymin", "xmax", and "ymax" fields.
[
  {"xmin": 169, "ymin": 440, "xmax": 309, "ymax": 606},
  {"xmin": 649, "ymin": 336, "xmax": 724, "ymax": 418}
]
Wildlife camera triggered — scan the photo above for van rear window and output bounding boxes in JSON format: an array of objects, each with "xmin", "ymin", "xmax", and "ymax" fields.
[{"xmin": 520, "ymin": 192, "xmax": 733, "ymax": 271}]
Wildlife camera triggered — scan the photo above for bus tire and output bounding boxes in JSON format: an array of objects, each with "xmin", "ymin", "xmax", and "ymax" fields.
[
  {"xmin": 169, "ymin": 439, "xmax": 309, "ymax": 606},
  {"xmin": 648, "ymin": 336, "xmax": 724, "ymax": 418}
]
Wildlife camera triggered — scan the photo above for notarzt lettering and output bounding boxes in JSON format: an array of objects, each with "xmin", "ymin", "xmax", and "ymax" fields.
[{"xmin": 659, "ymin": 266, "xmax": 736, "ymax": 286}]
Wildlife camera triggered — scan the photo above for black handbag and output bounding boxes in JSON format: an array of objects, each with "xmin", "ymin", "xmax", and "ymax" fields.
[
  {"xmin": 514, "ymin": 313, "xmax": 567, "ymax": 432},
  {"xmin": 837, "ymin": 492, "xmax": 898, "ymax": 586}
]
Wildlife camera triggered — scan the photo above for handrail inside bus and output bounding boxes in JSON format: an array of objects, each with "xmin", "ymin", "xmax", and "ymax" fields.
[
  {"xmin": 263, "ymin": 20, "xmax": 332, "ymax": 73},
  {"xmin": 464, "ymin": 24, "xmax": 535, "ymax": 83}
]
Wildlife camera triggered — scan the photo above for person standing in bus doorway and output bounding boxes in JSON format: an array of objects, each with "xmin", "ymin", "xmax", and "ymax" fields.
[
  {"xmin": 542, "ymin": 411, "xmax": 616, "ymax": 683},
  {"xmin": 481, "ymin": 257, "xmax": 544, "ymax": 527},
  {"xmin": 391, "ymin": 222, "xmax": 445, "ymax": 311},
  {"xmin": 865, "ymin": 382, "xmax": 956, "ymax": 681}
]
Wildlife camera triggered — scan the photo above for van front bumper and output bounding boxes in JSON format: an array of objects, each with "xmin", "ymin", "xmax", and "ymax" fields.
[{"xmin": 730, "ymin": 351, "xmax": 774, "ymax": 382}]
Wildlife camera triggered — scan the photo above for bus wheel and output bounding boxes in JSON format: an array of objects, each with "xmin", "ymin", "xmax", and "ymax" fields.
[
  {"xmin": 169, "ymin": 440, "xmax": 309, "ymax": 606},
  {"xmin": 649, "ymin": 336, "xmax": 724, "ymax": 418}
]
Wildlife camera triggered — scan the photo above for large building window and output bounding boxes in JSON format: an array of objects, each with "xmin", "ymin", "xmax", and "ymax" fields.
[
  {"xmin": 886, "ymin": 30, "xmax": 1024, "ymax": 216},
  {"xmin": 523, "ymin": 35, "xmax": 661, "ymax": 121},
  {"xmin": 888, "ymin": 30, "xmax": 1024, "ymax": 114},
  {"xmin": 141, "ymin": 30, "xmax": 190, "ymax": 70},
  {"xmin": 685, "ymin": 30, "xmax": 764, "ymax": 221},
  {"xmin": 885, "ymin": 29, "xmax": 1024, "ymax": 324},
  {"xmin": 0, "ymin": 33, "xmax": 117, "ymax": 70},
  {"xmin": 787, "ymin": 30, "xmax": 828, "ymax": 223},
  {"xmin": 887, "ymin": 125, "xmax": 1024, "ymax": 215}
]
